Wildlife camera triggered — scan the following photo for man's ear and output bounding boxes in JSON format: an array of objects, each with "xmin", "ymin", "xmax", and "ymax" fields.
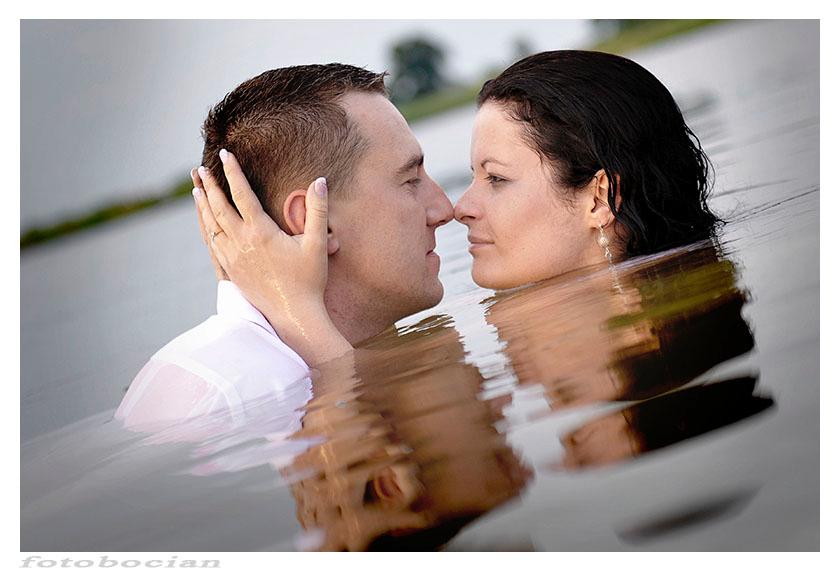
[
  {"xmin": 587, "ymin": 169, "xmax": 621, "ymax": 229},
  {"xmin": 372, "ymin": 464, "xmax": 422, "ymax": 509},
  {"xmin": 283, "ymin": 189, "xmax": 340, "ymax": 255}
]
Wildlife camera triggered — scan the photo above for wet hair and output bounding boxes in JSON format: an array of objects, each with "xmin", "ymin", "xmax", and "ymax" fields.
[
  {"xmin": 478, "ymin": 50, "xmax": 721, "ymax": 256},
  {"xmin": 202, "ymin": 63, "xmax": 387, "ymax": 223}
]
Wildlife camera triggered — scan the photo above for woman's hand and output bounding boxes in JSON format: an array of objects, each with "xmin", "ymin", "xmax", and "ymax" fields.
[
  {"xmin": 192, "ymin": 149, "xmax": 352, "ymax": 365},
  {"xmin": 191, "ymin": 167, "xmax": 228, "ymax": 281}
]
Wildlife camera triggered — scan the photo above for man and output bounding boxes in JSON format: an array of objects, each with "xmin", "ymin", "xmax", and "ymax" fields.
[{"xmin": 115, "ymin": 63, "xmax": 453, "ymax": 433}]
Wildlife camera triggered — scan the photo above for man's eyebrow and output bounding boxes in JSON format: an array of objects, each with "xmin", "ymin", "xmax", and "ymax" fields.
[{"xmin": 396, "ymin": 153, "xmax": 424, "ymax": 175}]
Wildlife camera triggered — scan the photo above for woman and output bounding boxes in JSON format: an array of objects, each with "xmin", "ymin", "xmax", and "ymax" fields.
[{"xmin": 192, "ymin": 50, "xmax": 720, "ymax": 363}]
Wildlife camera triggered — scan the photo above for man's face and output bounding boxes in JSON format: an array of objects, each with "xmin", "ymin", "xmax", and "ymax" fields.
[{"xmin": 328, "ymin": 92, "xmax": 453, "ymax": 323}]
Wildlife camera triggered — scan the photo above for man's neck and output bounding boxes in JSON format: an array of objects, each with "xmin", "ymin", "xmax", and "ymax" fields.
[{"xmin": 323, "ymin": 287, "xmax": 397, "ymax": 347}]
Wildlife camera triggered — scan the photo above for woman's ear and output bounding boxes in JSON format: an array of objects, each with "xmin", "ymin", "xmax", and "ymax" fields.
[
  {"xmin": 588, "ymin": 170, "xmax": 621, "ymax": 229},
  {"xmin": 284, "ymin": 189, "xmax": 340, "ymax": 255}
]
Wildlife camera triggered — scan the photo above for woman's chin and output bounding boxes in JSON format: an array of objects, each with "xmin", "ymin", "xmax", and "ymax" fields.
[
  {"xmin": 471, "ymin": 263, "xmax": 574, "ymax": 291},
  {"xmin": 471, "ymin": 267, "xmax": 521, "ymax": 291}
]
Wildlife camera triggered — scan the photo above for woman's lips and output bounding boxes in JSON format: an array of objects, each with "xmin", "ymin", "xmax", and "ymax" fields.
[
  {"xmin": 468, "ymin": 235, "xmax": 493, "ymax": 253},
  {"xmin": 468, "ymin": 240, "xmax": 493, "ymax": 254}
]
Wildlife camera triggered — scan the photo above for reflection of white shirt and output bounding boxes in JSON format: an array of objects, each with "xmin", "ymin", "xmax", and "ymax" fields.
[{"xmin": 114, "ymin": 281, "xmax": 312, "ymax": 435}]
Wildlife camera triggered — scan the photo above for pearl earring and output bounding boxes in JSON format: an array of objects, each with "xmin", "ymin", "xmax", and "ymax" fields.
[{"xmin": 598, "ymin": 224, "xmax": 613, "ymax": 264}]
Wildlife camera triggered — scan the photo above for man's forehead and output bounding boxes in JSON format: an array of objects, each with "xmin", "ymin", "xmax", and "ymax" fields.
[{"xmin": 340, "ymin": 92, "xmax": 420, "ymax": 153}]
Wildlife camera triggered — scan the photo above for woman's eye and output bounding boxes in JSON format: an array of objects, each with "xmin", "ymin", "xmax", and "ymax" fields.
[{"xmin": 486, "ymin": 175, "xmax": 506, "ymax": 185}]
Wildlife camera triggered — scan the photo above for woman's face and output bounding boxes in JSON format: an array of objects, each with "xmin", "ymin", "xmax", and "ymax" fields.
[{"xmin": 455, "ymin": 101, "xmax": 599, "ymax": 290}]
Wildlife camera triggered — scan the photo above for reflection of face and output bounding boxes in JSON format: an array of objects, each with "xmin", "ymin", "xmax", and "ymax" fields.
[
  {"xmin": 331, "ymin": 92, "xmax": 454, "ymax": 321},
  {"xmin": 454, "ymin": 101, "xmax": 595, "ymax": 290},
  {"xmin": 291, "ymin": 325, "xmax": 532, "ymax": 550},
  {"xmin": 484, "ymin": 272, "xmax": 651, "ymax": 410},
  {"xmin": 367, "ymin": 329, "xmax": 532, "ymax": 516},
  {"xmin": 419, "ymin": 439, "xmax": 533, "ymax": 516},
  {"xmin": 560, "ymin": 411, "xmax": 639, "ymax": 469}
]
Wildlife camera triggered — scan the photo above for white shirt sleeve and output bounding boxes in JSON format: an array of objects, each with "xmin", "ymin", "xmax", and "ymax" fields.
[
  {"xmin": 114, "ymin": 359, "xmax": 235, "ymax": 433},
  {"xmin": 114, "ymin": 282, "xmax": 313, "ymax": 442}
]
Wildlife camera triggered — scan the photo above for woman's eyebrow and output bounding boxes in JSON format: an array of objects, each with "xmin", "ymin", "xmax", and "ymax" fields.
[{"xmin": 481, "ymin": 158, "xmax": 509, "ymax": 169}]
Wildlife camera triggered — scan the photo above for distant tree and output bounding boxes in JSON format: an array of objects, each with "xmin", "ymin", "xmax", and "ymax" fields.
[{"xmin": 388, "ymin": 36, "xmax": 447, "ymax": 103}]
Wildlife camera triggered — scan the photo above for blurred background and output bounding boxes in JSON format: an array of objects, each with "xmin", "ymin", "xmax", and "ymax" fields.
[
  {"xmin": 21, "ymin": 20, "xmax": 580, "ymax": 232},
  {"xmin": 20, "ymin": 19, "xmax": 715, "ymax": 239}
]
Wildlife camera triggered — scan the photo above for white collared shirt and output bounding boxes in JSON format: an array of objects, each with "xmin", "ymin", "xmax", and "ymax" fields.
[{"xmin": 114, "ymin": 281, "xmax": 313, "ymax": 435}]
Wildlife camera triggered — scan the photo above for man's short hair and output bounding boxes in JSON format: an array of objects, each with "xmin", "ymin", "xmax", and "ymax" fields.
[{"xmin": 201, "ymin": 63, "xmax": 387, "ymax": 224}]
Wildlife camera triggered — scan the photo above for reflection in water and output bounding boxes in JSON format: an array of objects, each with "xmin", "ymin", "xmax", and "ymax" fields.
[
  {"xmin": 486, "ymin": 242, "xmax": 759, "ymax": 408},
  {"xmin": 169, "ymin": 242, "xmax": 774, "ymax": 550},
  {"xmin": 616, "ymin": 486, "xmax": 761, "ymax": 544},
  {"xmin": 485, "ymin": 242, "xmax": 773, "ymax": 472},
  {"xmin": 558, "ymin": 377, "xmax": 774, "ymax": 470},
  {"xmin": 261, "ymin": 242, "xmax": 770, "ymax": 549},
  {"xmin": 282, "ymin": 323, "xmax": 533, "ymax": 551},
  {"xmin": 19, "ymin": 242, "xmax": 782, "ymax": 552}
]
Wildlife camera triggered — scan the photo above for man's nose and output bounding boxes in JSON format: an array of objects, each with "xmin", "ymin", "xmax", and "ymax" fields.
[{"xmin": 427, "ymin": 177, "xmax": 454, "ymax": 228}]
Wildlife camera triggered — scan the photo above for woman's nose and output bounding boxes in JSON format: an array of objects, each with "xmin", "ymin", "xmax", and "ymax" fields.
[{"xmin": 454, "ymin": 183, "xmax": 479, "ymax": 224}]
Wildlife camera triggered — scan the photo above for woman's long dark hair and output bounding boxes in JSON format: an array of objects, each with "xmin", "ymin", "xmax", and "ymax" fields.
[{"xmin": 478, "ymin": 50, "xmax": 721, "ymax": 256}]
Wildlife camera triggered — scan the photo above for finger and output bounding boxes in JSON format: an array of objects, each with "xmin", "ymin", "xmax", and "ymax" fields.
[
  {"xmin": 303, "ymin": 177, "xmax": 329, "ymax": 251},
  {"xmin": 219, "ymin": 149, "xmax": 264, "ymax": 224},
  {"xmin": 193, "ymin": 188, "xmax": 229, "ymax": 281},
  {"xmin": 193, "ymin": 186, "xmax": 226, "ymax": 251},
  {"xmin": 192, "ymin": 187, "xmax": 211, "ymax": 246},
  {"xmin": 197, "ymin": 165, "xmax": 241, "ymax": 235},
  {"xmin": 194, "ymin": 187, "xmax": 232, "ymax": 276},
  {"xmin": 191, "ymin": 167, "xmax": 204, "ymax": 191},
  {"xmin": 191, "ymin": 169, "xmax": 210, "ymax": 246}
]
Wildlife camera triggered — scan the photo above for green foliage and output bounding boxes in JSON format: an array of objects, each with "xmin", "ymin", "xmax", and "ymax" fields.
[
  {"xmin": 396, "ymin": 79, "xmax": 486, "ymax": 123},
  {"xmin": 389, "ymin": 36, "xmax": 448, "ymax": 103},
  {"xmin": 20, "ymin": 180, "xmax": 195, "ymax": 250},
  {"xmin": 590, "ymin": 19, "xmax": 723, "ymax": 54}
]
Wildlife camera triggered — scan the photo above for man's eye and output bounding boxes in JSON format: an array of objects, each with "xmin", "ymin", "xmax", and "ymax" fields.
[{"xmin": 405, "ymin": 178, "xmax": 422, "ymax": 187}]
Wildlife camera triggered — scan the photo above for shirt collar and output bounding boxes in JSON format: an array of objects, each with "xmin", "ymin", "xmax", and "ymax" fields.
[{"xmin": 216, "ymin": 280, "xmax": 278, "ymax": 339}]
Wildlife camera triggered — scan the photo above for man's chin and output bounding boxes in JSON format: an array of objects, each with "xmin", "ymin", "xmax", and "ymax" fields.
[
  {"xmin": 385, "ymin": 278, "xmax": 446, "ymax": 325},
  {"xmin": 407, "ymin": 281, "xmax": 445, "ymax": 316},
  {"xmin": 427, "ymin": 279, "xmax": 445, "ymax": 307}
]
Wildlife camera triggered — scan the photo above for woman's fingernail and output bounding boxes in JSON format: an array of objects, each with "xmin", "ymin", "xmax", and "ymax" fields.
[
  {"xmin": 315, "ymin": 177, "xmax": 327, "ymax": 197},
  {"xmin": 192, "ymin": 187, "xmax": 202, "ymax": 200},
  {"xmin": 198, "ymin": 166, "xmax": 207, "ymax": 179},
  {"xmin": 219, "ymin": 149, "xmax": 229, "ymax": 163}
]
